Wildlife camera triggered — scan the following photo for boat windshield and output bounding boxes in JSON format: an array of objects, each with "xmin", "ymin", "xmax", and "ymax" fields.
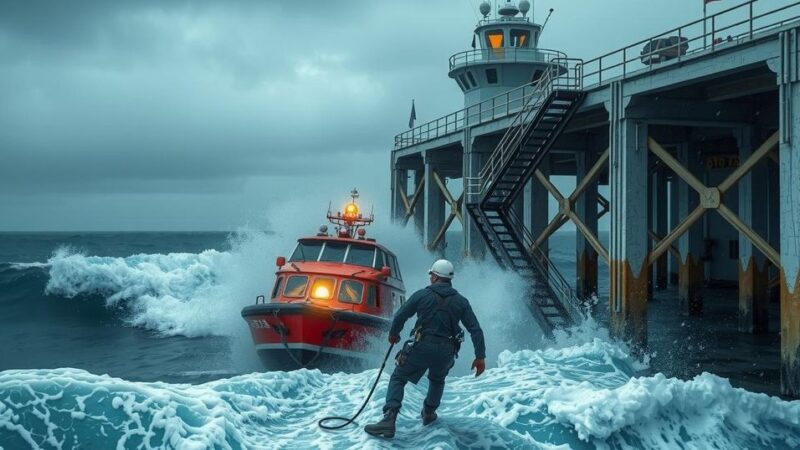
[
  {"xmin": 290, "ymin": 241, "xmax": 324, "ymax": 262},
  {"xmin": 289, "ymin": 240, "xmax": 379, "ymax": 268},
  {"xmin": 346, "ymin": 245, "xmax": 376, "ymax": 267}
]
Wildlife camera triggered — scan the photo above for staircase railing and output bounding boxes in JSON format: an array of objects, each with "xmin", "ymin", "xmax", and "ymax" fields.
[
  {"xmin": 506, "ymin": 206, "xmax": 585, "ymax": 323},
  {"xmin": 465, "ymin": 58, "xmax": 584, "ymax": 199}
]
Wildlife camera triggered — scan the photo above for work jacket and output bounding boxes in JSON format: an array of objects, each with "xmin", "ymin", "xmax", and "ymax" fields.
[{"xmin": 389, "ymin": 281, "xmax": 486, "ymax": 359}]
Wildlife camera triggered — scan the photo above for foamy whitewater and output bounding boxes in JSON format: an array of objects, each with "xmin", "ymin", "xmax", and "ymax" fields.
[
  {"xmin": 2, "ymin": 206, "xmax": 800, "ymax": 448},
  {"xmin": 2, "ymin": 340, "xmax": 799, "ymax": 449}
]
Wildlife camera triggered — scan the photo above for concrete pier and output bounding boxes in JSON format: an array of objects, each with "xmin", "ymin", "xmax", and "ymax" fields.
[{"xmin": 390, "ymin": 1, "xmax": 800, "ymax": 396}]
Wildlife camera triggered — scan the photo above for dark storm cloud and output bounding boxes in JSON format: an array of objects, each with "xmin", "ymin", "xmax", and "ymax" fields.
[
  {"xmin": 0, "ymin": 1, "xmax": 466, "ymax": 198},
  {"xmin": 0, "ymin": 0, "xmax": 706, "ymax": 229}
]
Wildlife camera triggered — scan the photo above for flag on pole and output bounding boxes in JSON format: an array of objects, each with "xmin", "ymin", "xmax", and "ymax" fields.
[{"xmin": 408, "ymin": 99, "xmax": 416, "ymax": 129}]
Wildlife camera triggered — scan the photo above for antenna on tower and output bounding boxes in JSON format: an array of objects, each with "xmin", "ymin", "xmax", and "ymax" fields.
[{"xmin": 541, "ymin": 8, "xmax": 554, "ymax": 33}]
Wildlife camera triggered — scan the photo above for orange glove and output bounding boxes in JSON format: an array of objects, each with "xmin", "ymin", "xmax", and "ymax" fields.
[
  {"xmin": 388, "ymin": 335, "xmax": 400, "ymax": 344},
  {"xmin": 471, "ymin": 358, "xmax": 485, "ymax": 377}
]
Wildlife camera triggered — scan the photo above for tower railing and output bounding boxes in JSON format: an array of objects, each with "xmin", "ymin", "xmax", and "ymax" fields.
[
  {"xmin": 464, "ymin": 57, "xmax": 583, "ymax": 198},
  {"xmin": 449, "ymin": 47, "xmax": 567, "ymax": 70}
]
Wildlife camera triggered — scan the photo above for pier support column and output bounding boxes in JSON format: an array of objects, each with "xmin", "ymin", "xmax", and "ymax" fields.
[
  {"xmin": 576, "ymin": 148, "xmax": 598, "ymax": 298},
  {"xmin": 669, "ymin": 177, "xmax": 679, "ymax": 285},
  {"xmin": 677, "ymin": 143, "xmax": 704, "ymax": 316},
  {"xmin": 608, "ymin": 87, "xmax": 649, "ymax": 352},
  {"xmin": 464, "ymin": 134, "xmax": 488, "ymax": 259},
  {"xmin": 423, "ymin": 154, "xmax": 446, "ymax": 255},
  {"xmin": 652, "ymin": 169, "xmax": 669, "ymax": 290},
  {"xmin": 773, "ymin": 29, "xmax": 800, "ymax": 397},
  {"xmin": 413, "ymin": 169, "xmax": 425, "ymax": 237},
  {"xmin": 391, "ymin": 168, "xmax": 408, "ymax": 223},
  {"xmin": 530, "ymin": 156, "xmax": 550, "ymax": 257},
  {"xmin": 736, "ymin": 127, "xmax": 769, "ymax": 333}
]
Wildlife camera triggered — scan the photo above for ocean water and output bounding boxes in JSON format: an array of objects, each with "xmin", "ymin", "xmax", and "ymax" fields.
[{"xmin": 1, "ymin": 230, "xmax": 799, "ymax": 449}]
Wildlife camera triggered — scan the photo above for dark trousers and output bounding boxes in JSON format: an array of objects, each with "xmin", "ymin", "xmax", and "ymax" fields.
[{"xmin": 384, "ymin": 339, "xmax": 455, "ymax": 412}]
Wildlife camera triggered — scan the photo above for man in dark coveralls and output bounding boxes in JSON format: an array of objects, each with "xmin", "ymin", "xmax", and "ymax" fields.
[{"xmin": 364, "ymin": 259, "xmax": 486, "ymax": 439}]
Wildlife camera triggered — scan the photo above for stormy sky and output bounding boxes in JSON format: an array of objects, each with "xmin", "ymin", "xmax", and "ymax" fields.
[{"xmin": 1, "ymin": 0, "xmax": 713, "ymax": 231}]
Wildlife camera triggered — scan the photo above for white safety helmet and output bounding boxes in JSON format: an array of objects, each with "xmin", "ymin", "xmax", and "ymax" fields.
[{"xmin": 428, "ymin": 259, "xmax": 455, "ymax": 279}]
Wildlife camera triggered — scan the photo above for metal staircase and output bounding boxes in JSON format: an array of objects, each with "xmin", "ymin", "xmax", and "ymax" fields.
[{"xmin": 466, "ymin": 58, "xmax": 586, "ymax": 337}]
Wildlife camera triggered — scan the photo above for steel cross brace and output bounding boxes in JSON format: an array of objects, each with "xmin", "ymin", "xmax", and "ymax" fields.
[
  {"xmin": 397, "ymin": 176, "xmax": 425, "ymax": 227},
  {"xmin": 531, "ymin": 148, "xmax": 611, "ymax": 263},
  {"xmin": 428, "ymin": 170, "xmax": 464, "ymax": 250},
  {"xmin": 647, "ymin": 133, "xmax": 780, "ymax": 267}
]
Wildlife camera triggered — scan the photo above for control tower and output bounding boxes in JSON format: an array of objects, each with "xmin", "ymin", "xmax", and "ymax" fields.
[{"xmin": 449, "ymin": 0, "xmax": 564, "ymax": 107}]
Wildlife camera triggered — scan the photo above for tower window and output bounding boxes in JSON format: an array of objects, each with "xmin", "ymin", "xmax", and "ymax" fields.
[
  {"xmin": 486, "ymin": 30, "xmax": 504, "ymax": 49},
  {"xmin": 466, "ymin": 71, "xmax": 477, "ymax": 87},
  {"xmin": 458, "ymin": 73, "xmax": 471, "ymax": 89},
  {"xmin": 531, "ymin": 69, "xmax": 543, "ymax": 82},
  {"xmin": 486, "ymin": 68, "xmax": 498, "ymax": 84},
  {"xmin": 511, "ymin": 30, "xmax": 530, "ymax": 48},
  {"xmin": 455, "ymin": 78, "xmax": 467, "ymax": 92}
]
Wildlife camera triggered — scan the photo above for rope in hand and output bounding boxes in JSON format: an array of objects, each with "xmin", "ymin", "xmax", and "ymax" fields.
[{"xmin": 317, "ymin": 343, "xmax": 396, "ymax": 430}]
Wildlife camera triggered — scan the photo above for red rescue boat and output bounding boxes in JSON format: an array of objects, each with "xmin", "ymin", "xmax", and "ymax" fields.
[{"xmin": 242, "ymin": 189, "xmax": 406, "ymax": 371}]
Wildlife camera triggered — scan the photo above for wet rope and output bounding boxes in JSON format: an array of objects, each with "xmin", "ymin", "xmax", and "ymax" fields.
[
  {"xmin": 317, "ymin": 343, "xmax": 395, "ymax": 431},
  {"xmin": 272, "ymin": 309, "xmax": 341, "ymax": 369}
]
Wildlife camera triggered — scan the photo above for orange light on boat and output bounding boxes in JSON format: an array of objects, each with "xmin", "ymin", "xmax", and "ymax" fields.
[
  {"xmin": 310, "ymin": 278, "xmax": 335, "ymax": 300},
  {"xmin": 343, "ymin": 203, "xmax": 359, "ymax": 220}
]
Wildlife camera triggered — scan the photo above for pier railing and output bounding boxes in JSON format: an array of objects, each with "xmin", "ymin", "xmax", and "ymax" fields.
[
  {"xmin": 393, "ymin": 0, "xmax": 800, "ymax": 151},
  {"xmin": 580, "ymin": 0, "xmax": 800, "ymax": 86}
]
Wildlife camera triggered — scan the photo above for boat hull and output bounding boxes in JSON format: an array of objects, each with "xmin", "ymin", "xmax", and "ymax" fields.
[{"xmin": 241, "ymin": 302, "xmax": 391, "ymax": 372}]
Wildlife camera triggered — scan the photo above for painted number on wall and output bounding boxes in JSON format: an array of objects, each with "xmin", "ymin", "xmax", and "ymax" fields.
[{"xmin": 705, "ymin": 155, "xmax": 740, "ymax": 170}]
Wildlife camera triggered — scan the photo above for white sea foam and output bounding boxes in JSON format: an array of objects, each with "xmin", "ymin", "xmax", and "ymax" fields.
[{"xmin": 1, "ymin": 341, "xmax": 797, "ymax": 449}]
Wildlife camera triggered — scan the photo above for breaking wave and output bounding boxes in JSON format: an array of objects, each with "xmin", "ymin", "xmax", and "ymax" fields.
[{"xmin": 1, "ymin": 339, "xmax": 798, "ymax": 449}]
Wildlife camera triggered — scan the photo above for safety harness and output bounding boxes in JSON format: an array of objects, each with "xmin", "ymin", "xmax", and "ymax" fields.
[{"xmin": 396, "ymin": 288, "xmax": 465, "ymax": 365}]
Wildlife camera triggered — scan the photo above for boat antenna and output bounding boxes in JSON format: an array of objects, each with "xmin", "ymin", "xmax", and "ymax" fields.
[{"xmin": 541, "ymin": 8, "xmax": 554, "ymax": 33}]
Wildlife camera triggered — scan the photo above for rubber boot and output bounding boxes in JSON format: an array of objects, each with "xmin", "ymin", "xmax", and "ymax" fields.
[
  {"xmin": 421, "ymin": 404, "xmax": 437, "ymax": 426},
  {"xmin": 364, "ymin": 408, "xmax": 398, "ymax": 438}
]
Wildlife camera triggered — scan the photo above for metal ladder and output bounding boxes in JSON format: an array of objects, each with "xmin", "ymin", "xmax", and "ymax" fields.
[{"xmin": 465, "ymin": 59, "xmax": 586, "ymax": 337}]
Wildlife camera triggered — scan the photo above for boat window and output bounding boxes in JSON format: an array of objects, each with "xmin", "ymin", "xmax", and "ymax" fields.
[
  {"xmin": 346, "ymin": 245, "xmax": 375, "ymax": 267},
  {"xmin": 320, "ymin": 242, "xmax": 348, "ymax": 262},
  {"xmin": 283, "ymin": 275, "xmax": 309, "ymax": 298},
  {"xmin": 338, "ymin": 280, "xmax": 364, "ymax": 304},
  {"xmin": 271, "ymin": 276, "xmax": 284, "ymax": 299},
  {"xmin": 373, "ymin": 250, "xmax": 387, "ymax": 269},
  {"xmin": 485, "ymin": 30, "xmax": 503, "ymax": 49},
  {"xmin": 310, "ymin": 277, "xmax": 336, "ymax": 300},
  {"xmin": 486, "ymin": 68, "xmax": 498, "ymax": 84},
  {"xmin": 510, "ymin": 30, "xmax": 529, "ymax": 48},
  {"xmin": 388, "ymin": 254, "xmax": 402, "ymax": 280},
  {"xmin": 367, "ymin": 285, "xmax": 377, "ymax": 307},
  {"xmin": 289, "ymin": 241, "xmax": 324, "ymax": 262}
]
